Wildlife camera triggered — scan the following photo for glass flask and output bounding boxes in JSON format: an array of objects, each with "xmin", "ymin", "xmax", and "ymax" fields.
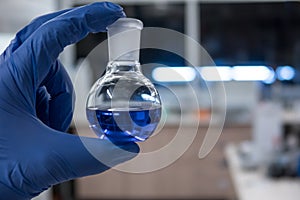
[{"xmin": 86, "ymin": 18, "xmax": 162, "ymax": 142}]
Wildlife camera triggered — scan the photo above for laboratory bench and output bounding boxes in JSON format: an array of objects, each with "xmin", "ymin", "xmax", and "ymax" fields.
[
  {"xmin": 75, "ymin": 125, "xmax": 252, "ymax": 200},
  {"xmin": 225, "ymin": 144, "xmax": 300, "ymax": 200}
]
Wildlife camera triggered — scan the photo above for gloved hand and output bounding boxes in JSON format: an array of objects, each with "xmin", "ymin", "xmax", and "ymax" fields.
[{"xmin": 0, "ymin": 2, "xmax": 139, "ymax": 199}]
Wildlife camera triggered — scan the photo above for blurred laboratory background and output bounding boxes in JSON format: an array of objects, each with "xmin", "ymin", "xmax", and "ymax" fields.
[{"xmin": 1, "ymin": 0, "xmax": 300, "ymax": 199}]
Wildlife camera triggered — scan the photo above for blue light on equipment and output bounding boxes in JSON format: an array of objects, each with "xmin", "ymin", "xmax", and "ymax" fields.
[{"xmin": 276, "ymin": 66, "xmax": 295, "ymax": 81}]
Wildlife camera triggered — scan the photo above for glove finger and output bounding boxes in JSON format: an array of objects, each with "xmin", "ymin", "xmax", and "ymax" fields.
[
  {"xmin": 40, "ymin": 60, "xmax": 74, "ymax": 131},
  {"xmin": 4, "ymin": 116, "xmax": 139, "ymax": 198},
  {"xmin": 21, "ymin": 128, "xmax": 139, "ymax": 196},
  {"xmin": 53, "ymin": 132, "xmax": 140, "ymax": 179},
  {"xmin": 0, "ymin": 8, "xmax": 72, "ymax": 61},
  {"xmin": 9, "ymin": 2, "xmax": 125, "ymax": 114}
]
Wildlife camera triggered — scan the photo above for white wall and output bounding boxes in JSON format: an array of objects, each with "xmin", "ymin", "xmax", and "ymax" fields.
[{"xmin": 0, "ymin": 0, "xmax": 55, "ymax": 33}]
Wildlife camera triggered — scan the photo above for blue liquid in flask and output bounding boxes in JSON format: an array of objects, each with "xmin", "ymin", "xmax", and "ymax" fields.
[{"xmin": 86, "ymin": 105, "xmax": 161, "ymax": 142}]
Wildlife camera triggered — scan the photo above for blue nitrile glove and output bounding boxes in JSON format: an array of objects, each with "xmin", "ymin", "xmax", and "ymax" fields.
[{"xmin": 0, "ymin": 2, "xmax": 139, "ymax": 199}]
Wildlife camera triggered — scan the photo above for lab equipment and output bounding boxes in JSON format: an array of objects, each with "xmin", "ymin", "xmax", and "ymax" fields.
[
  {"xmin": 0, "ymin": 3, "xmax": 139, "ymax": 199},
  {"xmin": 86, "ymin": 18, "xmax": 161, "ymax": 142}
]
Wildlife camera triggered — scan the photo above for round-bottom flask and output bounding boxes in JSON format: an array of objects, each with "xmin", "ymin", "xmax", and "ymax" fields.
[{"xmin": 86, "ymin": 18, "xmax": 161, "ymax": 142}]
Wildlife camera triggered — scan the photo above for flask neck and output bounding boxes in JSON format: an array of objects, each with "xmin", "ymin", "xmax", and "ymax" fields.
[
  {"xmin": 108, "ymin": 29, "xmax": 141, "ymax": 62},
  {"xmin": 106, "ymin": 60, "xmax": 141, "ymax": 74},
  {"xmin": 107, "ymin": 18, "xmax": 143, "ymax": 62}
]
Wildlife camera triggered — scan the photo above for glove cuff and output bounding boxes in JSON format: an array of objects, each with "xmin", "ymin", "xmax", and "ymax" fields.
[{"xmin": 0, "ymin": 182, "xmax": 30, "ymax": 200}]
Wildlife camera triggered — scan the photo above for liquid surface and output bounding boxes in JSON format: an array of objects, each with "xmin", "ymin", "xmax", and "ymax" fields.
[{"xmin": 86, "ymin": 106, "xmax": 161, "ymax": 142}]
